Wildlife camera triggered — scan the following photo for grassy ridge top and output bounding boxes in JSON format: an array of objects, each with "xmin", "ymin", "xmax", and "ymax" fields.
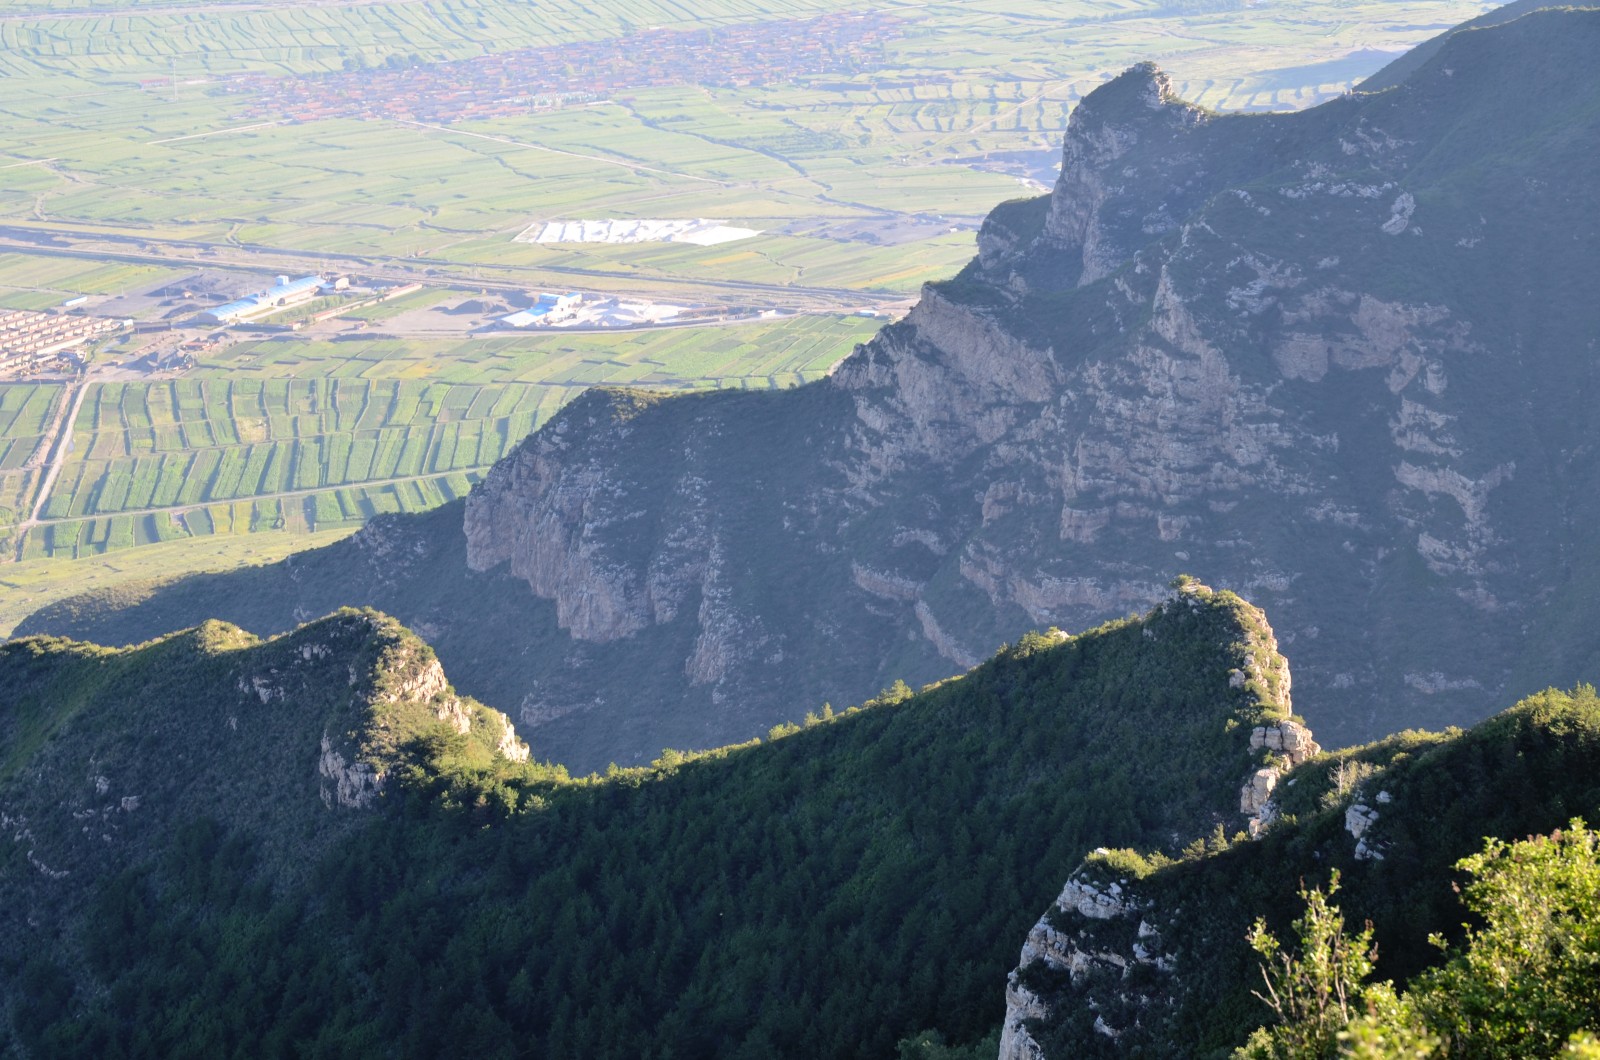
[
  {"xmin": 2, "ymin": 584, "xmax": 1285, "ymax": 1056},
  {"xmin": 0, "ymin": 607, "xmax": 530, "ymax": 896}
]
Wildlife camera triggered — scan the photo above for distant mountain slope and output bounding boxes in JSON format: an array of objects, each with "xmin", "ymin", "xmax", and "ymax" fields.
[
  {"xmin": 1, "ymin": 585, "xmax": 1293, "ymax": 1056},
  {"xmin": 20, "ymin": 5, "xmax": 1600, "ymax": 769},
  {"xmin": 1000, "ymin": 682, "xmax": 1600, "ymax": 1057},
  {"xmin": 1356, "ymin": 0, "xmax": 1583, "ymax": 91}
]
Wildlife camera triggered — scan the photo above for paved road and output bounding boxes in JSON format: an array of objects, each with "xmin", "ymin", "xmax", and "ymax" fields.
[
  {"xmin": 0, "ymin": 225, "xmax": 906, "ymax": 313},
  {"xmin": 14, "ymin": 375, "xmax": 91, "ymax": 559}
]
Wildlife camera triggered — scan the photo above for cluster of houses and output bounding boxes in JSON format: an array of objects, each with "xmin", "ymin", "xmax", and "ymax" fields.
[{"xmin": 235, "ymin": 12, "xmax": 899, "ymax": 125}]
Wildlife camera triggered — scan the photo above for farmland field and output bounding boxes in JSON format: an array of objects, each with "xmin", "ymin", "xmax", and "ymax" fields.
[
  {"xmin": 0, "ymin": 0, "xmax": 1496, "ymax": 302},
  {"xmin": 23, "ymin": 313, "xmax": 878, "ymax": 560},
  {"xmin": 0, "ymin": 383, "xmax": 62, "ymax": 535},
  {"xmin": 194, "ymin": 314, "xmax": 880, "ymax": 384},
  {"xmin": 0, "ymin": 0, "xmax": 1497, "ymax": 590},
  {"xmin": 0, "ymin": 526, "xmax": 357, "ymax": 636}
]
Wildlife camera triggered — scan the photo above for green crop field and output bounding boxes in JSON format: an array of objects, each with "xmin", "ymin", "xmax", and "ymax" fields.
[
  {"xmin": 0, "ymin": 254, "xmax": 189, "ymax": 312},
  {"xmin": 191, "ymin": 314, "xmax": 879, "ymax": 385},
  {"xmin": 46, "ymin": 378, "xmax": 531, "ymax": 520},
  {"xmin": 0, "ymin": 525, "xmax": 359, "ymax": 637},
  {"xmin": 20, "ymin": 314, "xmax": 878, "ymax": 561},
  {"xmin": 0, "ymin": 383, "xmax": 62, "ymax": 533}
]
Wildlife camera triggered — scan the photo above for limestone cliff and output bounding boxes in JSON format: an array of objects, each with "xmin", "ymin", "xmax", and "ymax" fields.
[
  {"xmin": 25, "ymin": 8, "xmax": 1600, "ymax": 769},
  {"xmin": 453, "ymin": 10, "xmax": 1600, "ymax": 760}
]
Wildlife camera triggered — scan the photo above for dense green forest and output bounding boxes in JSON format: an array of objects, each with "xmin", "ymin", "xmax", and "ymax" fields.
[
  {"xmin": 1238, "ymin": 819, "xmax": 1600, "ymax": 1058},
  {"xmin": 4, "ymin": 588, "xmax": 1600, "ymax": 1056},
  {"xmin": 1, "ymin": 586, "xmax": 1289, "ymax": 1056}
]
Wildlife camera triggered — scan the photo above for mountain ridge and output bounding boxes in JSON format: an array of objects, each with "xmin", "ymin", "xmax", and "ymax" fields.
[{"xmin": 3, "ymin": 584, "xmax": 1296, "ymax": 1055}]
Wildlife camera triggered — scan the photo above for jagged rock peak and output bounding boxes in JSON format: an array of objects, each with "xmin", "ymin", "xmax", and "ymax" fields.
[
  {"xmin": 1040, "ymin": 61, "xmax": 1214, "ymax": 285},
  {"xmin": 316, "ymin": 610, "xmax": 532, "ymax": 809},
  {"xmin": 1078, "ymin": 61, "xmax": 1183, "ymax": 116}
]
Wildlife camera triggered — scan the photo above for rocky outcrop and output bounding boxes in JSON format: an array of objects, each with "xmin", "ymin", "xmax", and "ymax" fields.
[
  {"xmin": 1241, "ymin": 720, "xmax": 1322, "ymax": 834},
  {"xmin": 1345, "ymin": 788, "xmax": 1391, "ymax": 861},
  {"xmin": 999, "ymin": 872, "xmax": 1177, "ymax": 1060},
  {"xmin": 318, "ymin": 617, "xmax": 533, "ymax": 809},
  {"xmin": 1250, "ymin": 720, "xmax": 1320, "ymax": 764},
  {"xmin": 318, "ymin": 732, "xmax": 384, "ymax": 809}
]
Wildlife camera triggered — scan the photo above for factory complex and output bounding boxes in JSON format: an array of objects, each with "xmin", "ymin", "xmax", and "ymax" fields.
[
  {"xmin": 500, "ymin": 292, "xmax": 583, "ymax": 328},
  {"xmin": 199, "ymin": 275, "xmax": 335, "ymax": 325}
]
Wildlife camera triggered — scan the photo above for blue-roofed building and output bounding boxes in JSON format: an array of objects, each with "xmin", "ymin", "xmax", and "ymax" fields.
[
  {"xmin": 500, "ymin": 292, "xmax": 581, "ymax": 328},
  {"xmin": 200, "ymin": 275, "xmax": 323, "ymax": 324}
]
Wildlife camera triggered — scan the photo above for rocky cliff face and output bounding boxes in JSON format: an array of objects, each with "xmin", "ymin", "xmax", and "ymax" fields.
[
  {"xmin": 998, "ymin": 872, "xmax": 1176, "ymax": 1060},
  {"xmin": 459, "ymin": 8, "xmax": 1600, "ymax": 759},
  {"xmin": 26, "ymin": 8, "xmax": 1600, "ymax": 769}
]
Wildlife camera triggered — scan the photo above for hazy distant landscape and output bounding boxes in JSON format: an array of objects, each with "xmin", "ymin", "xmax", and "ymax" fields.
[{"xmin": 0, "ymin": 0, "xmax": 1493, "ymax": 625}]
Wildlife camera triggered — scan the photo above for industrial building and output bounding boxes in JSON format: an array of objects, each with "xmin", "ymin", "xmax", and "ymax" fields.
[
  {"xmin": 501, "ymin": 292, "xmax": 582, "ymax": 328},
  {"xmin": 200, "ymin": 275, "xmax": 323, "ymax": 325}
]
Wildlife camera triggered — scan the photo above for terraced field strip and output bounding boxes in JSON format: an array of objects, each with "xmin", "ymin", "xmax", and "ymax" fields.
[
  {"xmin": 20, "ymin": 467, "xmax": 482, "ymax": 561},
  {"xmin": 31, "ymin": 465, "xmax": 484, "ymax": 525},
  {"xmin": 46, "ymin": 378, "xmax": 540, "ymax": 521},
  {"xmin": 0, "ymin": 381, "xmax": 63, "ymax": 532}
]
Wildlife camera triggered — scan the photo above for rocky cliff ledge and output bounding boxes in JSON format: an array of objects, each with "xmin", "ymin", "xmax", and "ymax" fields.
[{"xmin": 998, "ymin": 591, "xmax": 1313, "ymax": 1059}]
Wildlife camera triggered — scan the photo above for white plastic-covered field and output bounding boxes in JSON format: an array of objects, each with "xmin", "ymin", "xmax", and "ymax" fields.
[{"xmin": 515, "ymin": 219, "xmax": 761, "ymax": 246}]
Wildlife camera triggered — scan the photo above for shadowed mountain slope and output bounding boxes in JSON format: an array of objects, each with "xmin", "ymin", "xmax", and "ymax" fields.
[{"xmin": 19, "ymin": 6, "xmax": 1600, "ymax": 770}]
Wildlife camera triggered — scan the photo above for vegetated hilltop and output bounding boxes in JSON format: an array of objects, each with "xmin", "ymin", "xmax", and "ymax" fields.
[
  {"xmin": 3, "ymin": 585, "xmax": 1295, "ymax": 1056},
  {"xmin": 0, "ymin": 607, "xmax": 532, "ymax": 918},
  {"xmin": 21, "ymin": 6, "xmax": 1600, "ymax": 770},
  {"xmin": 999, "ymin": 682, "xmax": 1600, "ymax": 1058}
]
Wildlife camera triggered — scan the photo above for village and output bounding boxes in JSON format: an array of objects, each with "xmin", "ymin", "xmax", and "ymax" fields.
[{"xmin": 230, "ymin": 12, "xmax": 899, "ymax": 125}]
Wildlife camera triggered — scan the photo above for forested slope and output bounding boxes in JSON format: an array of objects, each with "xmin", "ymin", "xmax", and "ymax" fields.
[{"xmin": 2, "ymin": 584, "xmax": 1287, "ymax": 1056}]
